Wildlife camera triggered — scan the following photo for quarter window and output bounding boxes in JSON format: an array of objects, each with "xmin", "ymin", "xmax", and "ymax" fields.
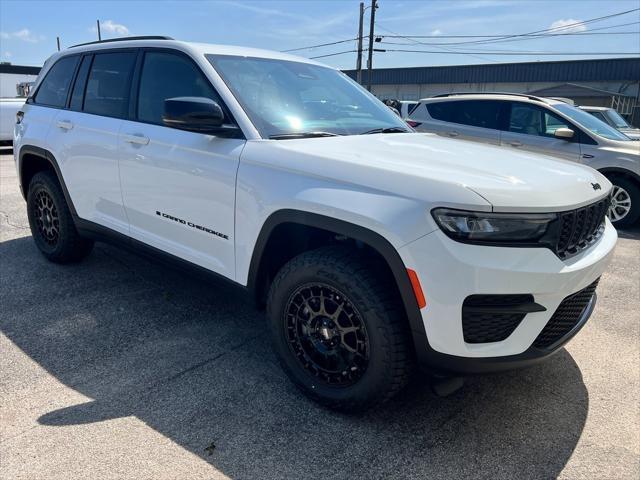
[
  {"xmin": 137, "ymin": 51, "xmax": 221, "ymax": 125},
  {"xmin": 83, "ymin": 52, "xmax": 136, "ymax": 119},
  {"xmin": 33, "ymin": 56, "xmax": 79, "ymax": 108}
]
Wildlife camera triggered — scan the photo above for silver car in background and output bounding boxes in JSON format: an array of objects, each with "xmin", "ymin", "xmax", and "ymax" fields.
[
  {"xmin": 408, "ymin": 93, "xmax": 640, "ymax": 227},
  {"xmin": 578, "ymin": 106, "xmax": 640, "ymax": 141}
]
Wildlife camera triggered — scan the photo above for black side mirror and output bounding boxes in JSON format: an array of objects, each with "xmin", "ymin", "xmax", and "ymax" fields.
[{"xmin": 162, "ymin": 97, "xmax": 241, "ymax": 136}]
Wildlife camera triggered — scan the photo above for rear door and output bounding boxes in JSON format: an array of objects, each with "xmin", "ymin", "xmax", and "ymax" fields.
[
  {"xmin": 118, "ymin": 49, "xmax": 244, "ymax": 279},
  {"xmin": 46, "ymin": 50, "xmax": 137, "ymax": 234},
  {"xmin": 422, "ymin": 100, "xmax": 502, "ymax": 145},
  {"xmin": 500, "ymin": 101, "xmax": 581, "ymax": 162}
]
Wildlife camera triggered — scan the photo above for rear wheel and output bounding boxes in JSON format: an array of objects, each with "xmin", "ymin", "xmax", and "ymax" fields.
[
  {"xmin": 606, "ymin": 175, "xmax": 639, "ymax": 228},
  {"xmin": 27, "ymin": 171, "xmax": 94, "ymax": 263},
  {"xmin": 267, "ymin": 246, "xmax": 413, "ymax": 411}
]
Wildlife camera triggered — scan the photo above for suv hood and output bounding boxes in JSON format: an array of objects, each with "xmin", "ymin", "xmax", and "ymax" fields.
[
  {"xmin": 250, "ymin": 133, "xmax": 610, "ymax": 212},
  {"xmin": 619, "ymin": 128, "xmax": 640, "ymax": 140}
]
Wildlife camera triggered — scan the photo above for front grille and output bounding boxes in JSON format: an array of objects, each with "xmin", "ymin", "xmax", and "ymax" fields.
[
  {"xmin": 555, "ymin": 198, "xmax": 609, "ymax": 259},
  {"xmin": 533, "ymin": 278, "xmax": 600, "ymax": 349},
  {"xmin": 462, "ymin": 294, "xmax": 543, "ymax": 343}
]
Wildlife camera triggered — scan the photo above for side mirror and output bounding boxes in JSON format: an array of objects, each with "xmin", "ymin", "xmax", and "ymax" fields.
[
  {"xmin": 163, "ymin": 97, "xmax": 240, "ymax": 136},
  {"xmin": 554, "ymin": 127, "xmax": 574, "ymax": 140}
]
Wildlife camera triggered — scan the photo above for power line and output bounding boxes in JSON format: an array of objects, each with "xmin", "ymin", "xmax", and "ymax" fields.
[
  {"xmin": 382, "ymin": 49, "xmax": 640, "ymax": 56},
  {"xmin": 424, "ymin": 8, "xmax": 640, "ymax": 46},
  {"xmin": 282, "ymin": 38, "xmax": 358, "ymax": 53},
  {"xmin": 309, "ymin": 50, "xmax": 357, "ymax": 59}
]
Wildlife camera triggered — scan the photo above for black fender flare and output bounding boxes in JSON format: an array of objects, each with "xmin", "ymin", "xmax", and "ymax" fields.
[
  {"xmin": 18, "ymin": 145, "xmax": 79, "ymax": 217},
  {"xmin": 247, "ymin": 209, "xmax": 427, "ymax": 340}
]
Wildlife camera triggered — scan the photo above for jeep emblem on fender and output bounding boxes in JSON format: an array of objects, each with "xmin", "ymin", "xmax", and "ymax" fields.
[{"xmin": 591, "ymin": 183, "xmax": 601, "ymax": 191}]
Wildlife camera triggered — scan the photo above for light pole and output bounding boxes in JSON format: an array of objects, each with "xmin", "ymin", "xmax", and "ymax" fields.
[
  {"xmin": 356, "ymin": 2, "xmax": 365, "ymax": 84},
  {"xmin": 366, "ymin": 0, "xmax": 378, "ymax": 92}
]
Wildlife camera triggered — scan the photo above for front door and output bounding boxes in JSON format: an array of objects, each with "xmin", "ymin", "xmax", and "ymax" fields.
[
  {"xmin": 500, "ymin": 101, "xmax": 581, "ymax": 162},
  {"xmin": 118, "ymin": 50, "xmax": 244, "ymax": 279}
]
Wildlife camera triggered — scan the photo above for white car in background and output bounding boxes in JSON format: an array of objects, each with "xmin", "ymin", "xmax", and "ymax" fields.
[
  {"xmin": 0, "ymin": 98, "xmax": 26, "ymax": 144},
  {"xmin": 408, "ymin": 93, "xmax": 640, "ymax": 227},
  {"xmin": 578, "ymin": 106, "xmax": 640, "ymax": 141}
]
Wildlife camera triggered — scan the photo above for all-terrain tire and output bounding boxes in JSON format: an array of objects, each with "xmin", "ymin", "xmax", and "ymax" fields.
[
  {"xmin": 267, "ymin": 245, "xmax": 413, "ymax": 412},
  {"xmin": 26, "ymin": 171, "xmax": 94, "ymax": 263}
]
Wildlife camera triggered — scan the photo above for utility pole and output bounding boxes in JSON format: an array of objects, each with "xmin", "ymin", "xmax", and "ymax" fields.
[
  {"xmin": 56, "ymin": 37, "xmax": 60, "ymax": 51},
  {"xmin": 366, "ymin": 0, "xmax": 377, "ymax": 92},
  {"xmin": 96, "ymin": 20, "xmax": 102, "ymax": 41},
  {"xmin": 356, "ymin": 2, "xmax": 364, "ymax": 85}
]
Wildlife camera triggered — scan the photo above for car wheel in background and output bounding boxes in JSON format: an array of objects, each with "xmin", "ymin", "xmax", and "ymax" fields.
[{"xmin": 606, "ymin": 175, "xmax": 639, "ymax": 228}]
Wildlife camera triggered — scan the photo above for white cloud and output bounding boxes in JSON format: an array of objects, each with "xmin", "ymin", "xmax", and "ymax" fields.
[
  {"xmin": 3, "ymin": 51, "xmax": 12, "ymax": 59},
  {"xmin": 0, "ymin": 28, "xmax": 44, "ymax": 43},
  {"xmin": 431, "ymin": 29, "xmax": 443, "ymax": 36},
  {"xmin": 549, "ymin": 19, "xmax": 588, "ymax": 33},
  {"xmin": 90, "ymin": 20, "xmax": 130, "ymax": 36}
]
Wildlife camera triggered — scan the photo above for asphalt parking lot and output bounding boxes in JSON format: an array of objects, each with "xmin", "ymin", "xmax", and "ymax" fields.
[{"xmin": 0, "ymin": 150, "xmax": 638, "ymax": 480}]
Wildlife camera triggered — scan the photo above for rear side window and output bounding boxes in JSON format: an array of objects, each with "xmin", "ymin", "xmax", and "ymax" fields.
[
  {"xmin": 33, "ymin": 56, "xmax": 79, "ymax": 108},
  {"xmin": 83, "ymin": 52, "xmax": 136, "ymax": 119},
  {"xmin": 428, "ymin": 100, "xmax": 501, "ymax": 130},
  {"xmin": 137, "ymin": 51, "xmax": 221, "ymax": 125}
]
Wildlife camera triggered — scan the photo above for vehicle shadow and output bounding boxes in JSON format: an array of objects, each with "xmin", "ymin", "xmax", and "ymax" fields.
[{"xmin": 0, "ymin": 235, "xmax": 589, "ymax": 479}]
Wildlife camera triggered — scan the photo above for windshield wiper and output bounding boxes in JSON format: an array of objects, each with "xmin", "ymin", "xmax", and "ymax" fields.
[
  {"xmin": 269, "ymin": 131, "xmax": 340, "ymax": 140},
  {"xmin": 360, "ymin": 126, "xmax": 411, "ymax": 135}
]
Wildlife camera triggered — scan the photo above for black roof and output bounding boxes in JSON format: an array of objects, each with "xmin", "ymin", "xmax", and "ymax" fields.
[
  {"xmin": 344, "ymin": 57, "xmax": 640, "ymax": 86},
  {"xmin": 0, "ymin": 63, "xmax": 41, "ymax": 75}
]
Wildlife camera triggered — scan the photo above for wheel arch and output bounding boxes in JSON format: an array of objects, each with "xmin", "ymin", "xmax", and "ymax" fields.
[
  {"xmin": 18, "ymin": 145, "xmax": 78, "ymax": 217},
  {"xmin": 598, "ymin": 167, "xmax": 640, "ymax": 186},
  {"xmin": 247, "ymin": 209, "xmax": 426, "ymax": 340}
]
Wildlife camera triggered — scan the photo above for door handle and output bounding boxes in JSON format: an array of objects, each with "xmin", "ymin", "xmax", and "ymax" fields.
[
  {"xmin": 123, "ymin": 134, "xmax": 150, "ymax": 145},
  {"xmin": 446, "ymin": 131, "xmax": 459, "ymax": 137},
  {"xmin": 509, "ymin": 141, "xmax": 523, "ymax": 147},
  {"xmin": 56, "ymin": 120, "xmax": 73, "ymax": 130}
]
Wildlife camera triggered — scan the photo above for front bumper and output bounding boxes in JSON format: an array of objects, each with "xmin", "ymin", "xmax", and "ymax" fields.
[{"xmin": 399, "ymin": 218, "xmax": 617, "ymax": 374}]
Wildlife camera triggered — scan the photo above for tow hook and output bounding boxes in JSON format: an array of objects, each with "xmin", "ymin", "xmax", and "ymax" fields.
[{"xmin": 430, "ymin": 375, "xmax": 465, "ymax": 397}]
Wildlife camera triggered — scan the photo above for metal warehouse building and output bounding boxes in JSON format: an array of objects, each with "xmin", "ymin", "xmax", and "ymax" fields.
[
  {"xmin": 344, "ymin": 57, "xmax": 640, "ymax": 124},
  {"xmin": 0, "ymin": 63, "xmax": 40, "ymax": 98}
]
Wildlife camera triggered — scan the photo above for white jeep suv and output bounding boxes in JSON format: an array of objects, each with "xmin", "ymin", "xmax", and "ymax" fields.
[
  {"xmin": 409, "ymin": 93, "xmax": 640, "ymax": 227},
  {"xmin": 14, "ymin": 37, "xmax": 617, "ymax": 411}
]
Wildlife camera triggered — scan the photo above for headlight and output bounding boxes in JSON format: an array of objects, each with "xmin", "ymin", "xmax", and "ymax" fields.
[{"xmin": 431, "ymin": 208, "xmax": 557, "ymax": 244}]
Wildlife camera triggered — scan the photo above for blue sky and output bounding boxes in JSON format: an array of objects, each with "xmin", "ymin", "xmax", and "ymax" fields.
[{"xmin": 0, "ymin": 0, "xmax": 638, "ymax": 69}]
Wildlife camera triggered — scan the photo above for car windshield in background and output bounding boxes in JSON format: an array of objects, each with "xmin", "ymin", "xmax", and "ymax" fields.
[
  {"xmin": 206, "ymin": 54, "xmax": 409, "ymax": 138},
  {"xmin": 605, "ymin": 109, "xmax": 632, "ymax": 129},
  {"xmin": 554, "ymin": 104, "xmax": 630, "ymax": 141}
]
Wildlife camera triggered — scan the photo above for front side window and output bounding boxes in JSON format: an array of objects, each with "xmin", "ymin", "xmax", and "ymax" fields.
[
  {"xmin": 508, "ymin": 103, "xmax": 571, "ymax": 138},
  {"xmin": 137, "ymin": 51, "xmax": 222, "ymax": 125},
  {"xmin": 206, "ymin": 54, "xmax": 408, "ymax": 137},
  {"xmin": 33, "ymin": 55, "xmax": 79, "ymax": 108},
  {"xmin": 83, "ymin": 52, "xmax": 136, "ymax": 119}
]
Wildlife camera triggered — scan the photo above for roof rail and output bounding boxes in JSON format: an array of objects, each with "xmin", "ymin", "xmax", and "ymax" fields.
[
  {"xmin": 69, "ymin": 36, "xmax": 174, "ymax": 49},
  {"xmin": 431, "ymin": 92, "xmax": 545, "ymax": 102}
]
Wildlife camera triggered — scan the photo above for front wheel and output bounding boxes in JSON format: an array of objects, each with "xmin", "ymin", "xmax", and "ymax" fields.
[
  {"xmin": 267, "ymin": 246, "xmax": 413, "ymax": 412},
  {"xmin": 606, "ymin": 175, "xmax": 639, "ymax": 228}
]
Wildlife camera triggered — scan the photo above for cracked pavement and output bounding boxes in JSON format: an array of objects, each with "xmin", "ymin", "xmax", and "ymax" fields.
[{"xmin": 1, "ymin": 150, "xmax": 639, "ymax": 479}]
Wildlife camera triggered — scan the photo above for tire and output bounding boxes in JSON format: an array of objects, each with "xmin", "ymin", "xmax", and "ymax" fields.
[
  {"xmin": 267, "ymin": 245, "xmax": 413, "ymax": 412},
  {"xmin": 606, "ymin": 175, "xmax": 640, "ymax": 228},
  {"xmin": 26, "ymin": 171, "xmax": 94, "ymax": 263}
]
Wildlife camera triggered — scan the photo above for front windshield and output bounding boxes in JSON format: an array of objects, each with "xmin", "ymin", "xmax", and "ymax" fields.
[
  {"xmin": 207, "ymin": 54, "xmax": 409, "ymax": 138},
  {"xmin": 604, "ymin": 109, "xmax": 631, "ymax": 129},
  {"xmin": 554, "ymin": 104, "xmax": 631, "ymax": 141}
]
